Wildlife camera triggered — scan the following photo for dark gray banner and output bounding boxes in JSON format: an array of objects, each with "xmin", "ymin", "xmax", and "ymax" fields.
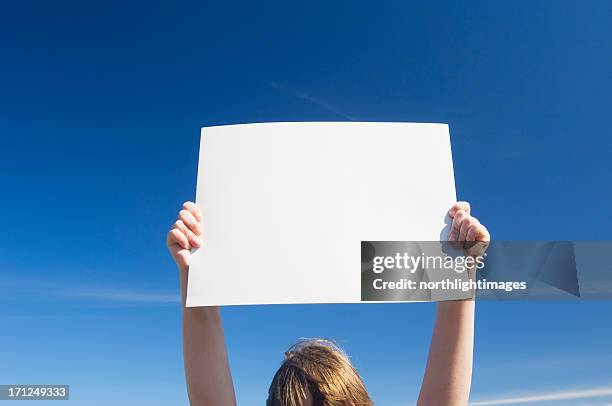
[
  {"xmin": 361, "ymin": 241, "xmax": 612, "ymax": 301},
  {"xmin": 0, "ymin": 385, "xmax": 69, "ymax": 400}
]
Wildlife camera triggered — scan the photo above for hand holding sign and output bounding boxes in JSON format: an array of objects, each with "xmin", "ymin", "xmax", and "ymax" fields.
[{"xmin": 166, "ymin": 202, "xmax": 203, "ymax": 272}]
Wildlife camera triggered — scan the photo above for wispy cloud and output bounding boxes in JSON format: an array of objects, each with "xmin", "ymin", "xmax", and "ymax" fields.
[
  {"xmin": 470, "ymin": 387, "xmax": 612, "ymax": 405},
  {"xmin": 1, "ymin": 277, "xmax": 180, "ymax": 305},
  {"xmin": 264, "ymin": 80, "xmax": 357, "ymax": 120},
  {"xmin": 73, "ymin": 289, "xmax": 180, "ymax": 304}
]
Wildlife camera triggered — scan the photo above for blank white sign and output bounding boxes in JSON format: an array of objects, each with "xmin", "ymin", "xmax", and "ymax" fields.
[{"xmin": 187, "ymin": 122, "xmax": 457, "ymax": 306}]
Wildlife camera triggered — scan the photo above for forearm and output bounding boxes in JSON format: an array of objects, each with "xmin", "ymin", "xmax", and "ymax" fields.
[
  {"xmin": 180, "ymin": 271, "xmax": 236, "ymax": 406},
  {"xmin": 417, "ymin": 300, "xmax": 475, "ymax": 406}
]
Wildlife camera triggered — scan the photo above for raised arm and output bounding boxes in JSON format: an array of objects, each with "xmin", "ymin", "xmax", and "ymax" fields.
[
  {"xmin": 167, "ymin": 202, "xmax": 237, "ymax": 406},
  {"xmin": 417, "ymin": 202, "xmax": 490, "ymax": 406}
]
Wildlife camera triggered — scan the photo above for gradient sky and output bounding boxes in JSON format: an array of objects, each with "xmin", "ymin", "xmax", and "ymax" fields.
[{"xmin": 1, "ymin": 1, "xmax": 612, "ymax": 405}]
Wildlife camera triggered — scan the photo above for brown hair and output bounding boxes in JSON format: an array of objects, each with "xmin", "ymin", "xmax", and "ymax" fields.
[{"xmin": 266, "ymin": 339, "xmax": 374, "ymax": 406}]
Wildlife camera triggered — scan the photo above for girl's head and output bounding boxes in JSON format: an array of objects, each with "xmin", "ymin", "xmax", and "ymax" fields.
[{"xmin": 266, "ymin": 339, "xmax": 373, "ymax": 406}]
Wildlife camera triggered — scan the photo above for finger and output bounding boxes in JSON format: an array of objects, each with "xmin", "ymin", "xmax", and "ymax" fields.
[
  {"xmin": 466, "ymin": 219, "xmax": 480, "ymax": 242},
  {"xmin": 476, "ymin": 223, "xmax": 491, "ymax": 243},
  {"xmin": 183, "ymin": 201, "xmax": 203, "ymax": 222},
  {"xmin": 167, "ymin": 228, "xmax": 190, "ymax": 250},
  {"xmin": 179, "ymin": 209, "xmax": 202, "ymax": 236},
  {"xmin": 459, "ymin": 216, "xmax": 476, "ymax": 242},
  {"xmin": 174, "ymin": 220, "xmax": 202, "ymax": 248},
  {"xmin": 449, "ymin": 209, "xmax": 469, "ymax": 241},
  {"xmin": 448, "ymin": 201, "xmax": 471, "ymax": 218}
]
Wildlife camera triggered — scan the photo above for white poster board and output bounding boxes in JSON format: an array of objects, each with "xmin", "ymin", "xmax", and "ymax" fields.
[{"xmin": 187, "ymin": 122, "xmax": 456, "ymax": 306}]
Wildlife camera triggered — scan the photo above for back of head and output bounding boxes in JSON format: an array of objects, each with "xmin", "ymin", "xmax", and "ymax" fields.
[{"xmin": 267, "ymin": 339, "xmax": 374, "ymax": 406}]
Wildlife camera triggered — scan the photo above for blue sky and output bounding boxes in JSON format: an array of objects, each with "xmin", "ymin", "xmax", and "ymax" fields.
[{"xmin": 1, "ymin": 1, "xmax": 612, "ymax": 405}]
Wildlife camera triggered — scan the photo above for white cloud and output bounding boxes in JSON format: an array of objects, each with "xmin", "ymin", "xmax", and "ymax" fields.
[
  {"xmin": 1, "ymin": 277, "xmax": 181, "ymax": 304},
  {"xmin": 470, "ymin": 387, "xmax": 612, "ymax": 405},
  {"xmin": 264, "ymin": 80, "xmax": 357, "ymax": 120},
  {"xmin": 74, "ymin": 289, "xmax": 180, "ymax": 304}
]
